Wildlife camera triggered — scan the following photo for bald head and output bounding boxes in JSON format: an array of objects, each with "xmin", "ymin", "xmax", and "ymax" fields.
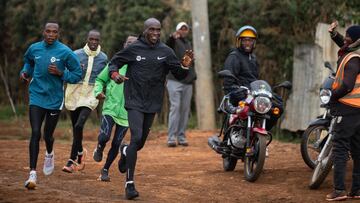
[
  {"xmin": 144, "ymin": 18, "xmax": 161, "ymax": 30},
  {"xmin": 143, "ymin": 18, "xmax": 161, "ymax": 45}
]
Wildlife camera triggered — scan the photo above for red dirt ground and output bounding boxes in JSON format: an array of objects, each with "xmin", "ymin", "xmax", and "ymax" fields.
[{"xmin": 0, "ymin": 121, "xmax": 356, "ymax": 203}]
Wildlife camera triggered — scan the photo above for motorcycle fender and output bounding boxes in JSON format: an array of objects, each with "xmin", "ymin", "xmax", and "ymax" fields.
[
  {"xmin": 253, "ymin": 127, "xmax": 267, "ymax": 135},
  {"xmin": 308, "ymin": 118, "xmax": 330, "ymax": 128}
]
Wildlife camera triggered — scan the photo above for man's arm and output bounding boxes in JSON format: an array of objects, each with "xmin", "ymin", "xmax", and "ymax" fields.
[
  {"xmin": 62, "ymin": 52, "xmax": 82, "ymax": 84},
  {"xmin": 94, "ymin": 64, "xmax": 110, "ymax": 99},
  {"xmin": 223, "ymin": 54, "xmax": 243, "ymax": 94},
  {"xmin": 20, "ymin": 46, "xmax": 35, "ymax": 81},
  {"xmin": 331, "ymin": 57, "xmax": 360, "ymax": 101},
  {"xmin": 328, "ymin": 21, "xmax": 344, "ymax": 48},
  {"xmin": 108, "ymin": 48, "xmax": 131, "ymax": 83}
]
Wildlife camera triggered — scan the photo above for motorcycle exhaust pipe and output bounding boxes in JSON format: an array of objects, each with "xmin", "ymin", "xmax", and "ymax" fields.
[{"xmin": 208, "ymin": 135, "xmax": 227, "ymax": 155}]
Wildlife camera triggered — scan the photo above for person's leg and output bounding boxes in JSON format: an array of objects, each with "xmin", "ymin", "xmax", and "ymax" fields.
[
  {"xmin": 42, "ymin": 108, "xmax": 61, "ymax": 175},
  {"xmin": 177, "ymin": 83, "xmax": 192, "ymax": 145},
  {"xmin": 124, "ymin": 109, "xmax": 155, "ymax": 199},
  {"xmin": 67, "ymin": 108, "xmax": 81, "ymax": 165},
  {"xmin": 28, "ymin": 105, "xmax": 47, "ymax": 170},
  {"xmin": 350, "ymin": 117, "xmax": 360, "ymax": 196},
  {"xmin": 93, "ymin": 115, "xmax": 114, "ymax": 162},
  {"xmin": 327, "ymin": 116, "xmax": 354, "ymax": 200},
  {"xmin": 71, "ymin": 107, "xmax": 91, "ymax": 163},
  {"xmin": 166, "ymin": 80, "xmax": 182, "ymax": 146},
  {"xmin": 104, "ymin": 124, "xmax": 127, "ymax": 170}
]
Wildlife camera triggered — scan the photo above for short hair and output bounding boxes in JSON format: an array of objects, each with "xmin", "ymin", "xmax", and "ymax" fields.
[{"xmin": 44, "ymin": 21, "xmax": 59, "ymax": 29}]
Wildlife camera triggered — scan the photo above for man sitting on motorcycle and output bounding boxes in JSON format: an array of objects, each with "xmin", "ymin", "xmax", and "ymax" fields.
[
  {"xmin": 222, "ymin": 25, "xmax": 283, "ymax": 131},
  {"xmin": 325, "ymin": 22, "xmax": 360, "ymax": 201}
]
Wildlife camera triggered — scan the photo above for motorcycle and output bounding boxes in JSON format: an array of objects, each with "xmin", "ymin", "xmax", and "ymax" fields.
[
  {"xmin": 299, "ymin": 61, "xmax": 336, "ymax": 189},
  {"xmin": 208, "ymin": 70, "xmax": 292, "ymax": 182}
]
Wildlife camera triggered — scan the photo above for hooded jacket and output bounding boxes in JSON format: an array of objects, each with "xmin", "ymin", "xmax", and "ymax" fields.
[{"xmin": 108, "ymin": 36, "xmax": 188, "ymax": 113}]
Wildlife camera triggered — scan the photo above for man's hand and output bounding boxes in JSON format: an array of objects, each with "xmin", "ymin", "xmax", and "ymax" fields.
[
  {"xmin": 111, "ymin": 72, "xmax": 128, "ymax": 84},
  {"xmin": 48, "ymin": 63, "xmax": 63, "ymax": 77},
  {"xmin": 20, "ymin": 72, "xmax": 30, "ymax": 83},
  {"xmin": 171, "ymin": 31, "xmax": 181, "ymax": 39},
  {"xmin": 328, "ymin": 20, "xmax": 338, "ymax": 34},
  {"xmin": 96, "ymin": 92, "xmax": 106, "ymax": 100},
  {"xmin": 181, "ymin": 50, "xmax": 194, "ymax": 68}
]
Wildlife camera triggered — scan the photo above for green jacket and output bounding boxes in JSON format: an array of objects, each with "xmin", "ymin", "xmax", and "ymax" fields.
[{"xmin": 94, "ymin": 64, "xmax": 128, "ymax": 126}]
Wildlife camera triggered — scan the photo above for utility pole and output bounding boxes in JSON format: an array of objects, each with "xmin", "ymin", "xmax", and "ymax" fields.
[{"xmin": 191, "ymin": 0, "xmax": 216, "ymax": 130}]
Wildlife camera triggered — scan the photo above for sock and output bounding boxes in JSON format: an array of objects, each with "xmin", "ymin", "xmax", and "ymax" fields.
[
  {"xmin": 123, "ymin": 146, "xmax": 128, "ymax": 156},
  {"xmin": 125, "ymin": 180, "xmax": 134, "ymax": 187},
  {"xmin": 77, "ymin": 151, "xmax": 83, "ymax": 164}
]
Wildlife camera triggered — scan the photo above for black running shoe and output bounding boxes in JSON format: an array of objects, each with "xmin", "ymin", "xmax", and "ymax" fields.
[
  {"xmin": 93, "ymin": 147, "xmax": 103, "ymax": 162},
  {"xmin": 99, "ymin": 168, "xmax": 110, "ymax": 182},
  {"xmin": 118, "ymin": 143, "xmax": 128, "ymax": 173},
  {"xmin": 125, "ymin": 183, "xmax": 139, "ymax": 200}
]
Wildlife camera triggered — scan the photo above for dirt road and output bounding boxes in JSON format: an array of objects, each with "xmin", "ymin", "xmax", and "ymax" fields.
[{"xmin": 0, "ymin": 129, "xmax": 355, "ymax": 203}]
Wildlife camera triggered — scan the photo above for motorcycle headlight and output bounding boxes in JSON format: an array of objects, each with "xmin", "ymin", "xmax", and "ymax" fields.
[
  {"xmin": 320, "ymin": 89, "xmax": 332, "ymax": 104},
  {"xmin": 253, "ymin": 96, "xmax": 272, "ymax": 114}
]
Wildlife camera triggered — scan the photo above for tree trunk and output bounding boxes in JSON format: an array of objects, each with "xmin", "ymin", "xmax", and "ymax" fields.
[{"xmin": 191, "ymin": 0, "xmax": 216, "ymax": 130}]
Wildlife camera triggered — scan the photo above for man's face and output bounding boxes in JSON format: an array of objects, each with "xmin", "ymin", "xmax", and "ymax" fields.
[
  {"xmin": 124, "ymin": 36, "xmax": 137, "ymax": 48},
  {"xmin": 240, "ymin": 37, "xmax": 256, "ymax": 53},
  {"xmin": 144, "ymin": 23, "xmax": 161, "ymax": 45},
  {"xmin": 178, "ymin": 26, "xmax": 189, "ymax": 38},
  {"xmin": 344, "ymin": 33, "xmax": 353, "ymax": 46},
  {"xmin": 43, "ymin": 23, "xmax": 59, "ymax": 45},
  {"xmin": 87, "ymin": 31, "xmax": 101, "ymax": 51}
]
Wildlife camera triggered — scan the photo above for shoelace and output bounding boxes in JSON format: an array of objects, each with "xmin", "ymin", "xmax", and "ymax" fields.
[{"xmin": 45, "ymin": 155, "xmax": 53, "ymax": 167}]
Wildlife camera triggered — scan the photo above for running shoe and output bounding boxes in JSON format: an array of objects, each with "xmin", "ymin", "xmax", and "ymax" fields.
[
  {"xmin": 24, "ymin": 170, "xmax": 37, "ymax": 189},
  {"xmin": 43, "ymin": 151, "xmax": 54, "ymax": 175}
]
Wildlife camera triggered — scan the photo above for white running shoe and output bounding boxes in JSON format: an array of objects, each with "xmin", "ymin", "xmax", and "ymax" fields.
[
  {"xmin": 43, "ymin": 151, "xmax": 54, "ymax": 175},
  {"xmin": 25, "ymin": 170, "xmax": 37, "ymax": 189}
]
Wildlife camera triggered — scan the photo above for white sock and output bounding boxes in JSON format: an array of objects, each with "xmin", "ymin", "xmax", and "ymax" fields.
[
  {"xmin": 125, "ymin": 181, "xmax": 134, "ymax": 187},
  {"xmin": 122, "ymin": 146, "xmax": 127, "ymax": 156},
  {"xmin": 30, "ymin": 170, "xmax": 36, "ymax": 175}
]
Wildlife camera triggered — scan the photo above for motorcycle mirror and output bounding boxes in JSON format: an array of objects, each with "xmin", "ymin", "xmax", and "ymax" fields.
[
  {"xmin": 324, "ymin": 61, "xmax": 335, "ymax": 74},
  {"xmin": 274, "ymin": 81, "xmax": 292, "ymax": 90}
]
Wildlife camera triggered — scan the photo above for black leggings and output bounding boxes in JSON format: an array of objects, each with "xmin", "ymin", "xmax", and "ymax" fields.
[
  {"xmin": 97, "ymin": 115, "xmax": 128, "ymax": 170},
  {"xmin": 69, "ymin": 107, "xmax": 92, "ymax": 161},
  {"xmin": 29, "ymin": 105, "xmax": 60, "ymax": 170},
  {"xmin": 126, "ymin": 109, "xmax": 155, "ymax": 182}
]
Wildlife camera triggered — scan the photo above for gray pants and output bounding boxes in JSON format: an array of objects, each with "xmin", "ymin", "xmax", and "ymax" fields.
[{"xmin": 166, "ymin": 80, "xmax": 193, "ymax": 143}]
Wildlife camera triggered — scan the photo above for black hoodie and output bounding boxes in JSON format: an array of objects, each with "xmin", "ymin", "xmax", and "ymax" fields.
[{"xmin": 108, "ymin": 36, "xmax": 188, "ymax": 113}]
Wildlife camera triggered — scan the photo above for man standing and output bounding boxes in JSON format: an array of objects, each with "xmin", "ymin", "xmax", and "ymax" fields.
[
  {"xmin": 62, "ymin": 30, "xmax": 107, "ymax": 173},
  {"xmin": 166, "ymin": 22, "xmax": 196, "ymax": 147},
  {"xmin": 326, "ymin": 22, "xmax": 360, "ymax": 201},
  {"xmin": 108, "ymin": 18, "xmax": 194, "ymax": 200},
  {"xmin": 20, "ymin": 22, "xmax": 82, "ymax": 189}
]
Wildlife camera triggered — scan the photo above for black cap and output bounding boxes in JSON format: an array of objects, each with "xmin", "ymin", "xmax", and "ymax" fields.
[{"xmin": 346, "ymin": 25, "xmax": 360, "ymax": 42}]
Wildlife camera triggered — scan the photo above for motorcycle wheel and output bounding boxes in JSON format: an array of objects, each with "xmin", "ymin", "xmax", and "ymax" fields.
[
  {"xmin": 301, "ymin": 125, "xmax": 328, "ymax": 169},
  {"xmin": 223, "ymin": 156, "xmax": 237, "ymax": 171},
  {"xmin": 309, "ymin": 146, "xmax": 333, "ymax": 189},
  {"xmin": 244, "ymin": 133, "xmax": 266, "ymax": 182}
]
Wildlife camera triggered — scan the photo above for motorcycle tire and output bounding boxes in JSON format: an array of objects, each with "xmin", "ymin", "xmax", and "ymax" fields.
[
  {"xmin": 244, "ymin": 133, "xmax": 266, "ymax": 182},
  {"xmin": 309, "ymin": 147, "xmax": 333, "ymax": 189},
  {"xmin": 301, "ymin": 125, "xmax": 329, "ymax": 169},
  {"xmin": 223, "ymin": 156, "xmax": 237, "ymax": 171}
]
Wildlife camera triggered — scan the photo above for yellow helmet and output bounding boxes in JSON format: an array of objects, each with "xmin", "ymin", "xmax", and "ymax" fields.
[{"xmin": 236, "ymin": 25, "xmax": 257, "ymax": 38}]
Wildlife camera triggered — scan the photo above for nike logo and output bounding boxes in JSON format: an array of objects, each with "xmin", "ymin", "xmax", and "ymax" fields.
[
  {"xmin": 50, "ymin": 113, "xmax": 58, "ymax": 116},
  {"xmin": 157, "ymin": 56, "xmax": 166, "ymax": 60},
  {"xmin": 35, "ymin": 56, "xmax": 41, "ymax": 59}
]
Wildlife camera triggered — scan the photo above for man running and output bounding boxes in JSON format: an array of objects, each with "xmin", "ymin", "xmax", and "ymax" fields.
[
  {"xmin": 108, "ymin": 18, "xmax": 194, "ymax": 199},
  {"xmin": 21, "ymin": 21, "xmax": 82, "ymax": 189}
]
